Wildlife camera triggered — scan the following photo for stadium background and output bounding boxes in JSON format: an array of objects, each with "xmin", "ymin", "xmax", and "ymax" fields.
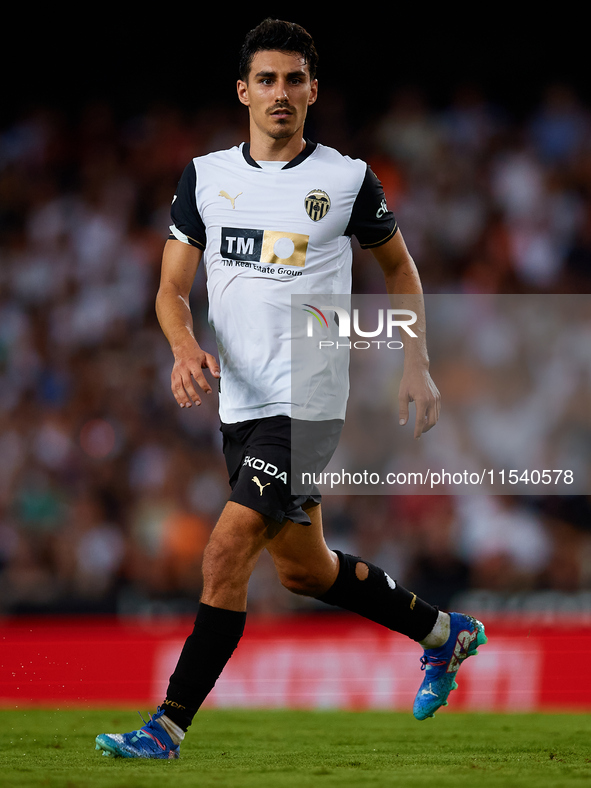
[{"xmin": 2, "ymin": 10, "xmax": 591, "ymax": 711}]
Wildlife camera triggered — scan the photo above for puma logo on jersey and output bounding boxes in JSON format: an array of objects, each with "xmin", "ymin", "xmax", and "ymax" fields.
[
  {"xmin": 447, "ymin": 628, "xmax": 478, "ymax": 673},
  {"xmin": 219, "ymin": 190, "xmax": 242, "ymax": 209},
  {"xmin": 252, "ymin": 476, "xmax": 270, "ymax": 496}
]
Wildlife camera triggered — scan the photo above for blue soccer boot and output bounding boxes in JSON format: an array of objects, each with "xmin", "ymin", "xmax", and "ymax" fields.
[
  {"xmin": 95, "ymin": 707, "xmax": 180, "ymax": 759},
  {"xmin": 413, "ymin": 612, "xmax": 487, "ymax": 721}
]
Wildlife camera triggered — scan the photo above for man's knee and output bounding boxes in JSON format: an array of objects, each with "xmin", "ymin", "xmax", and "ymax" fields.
[
  {"xmin": 277, "ymin": 563, "xmax": 335, "ymax": 597},
  {"xmin": 202, "ymin": 504, "xmax": 273, "ymax": 588}
]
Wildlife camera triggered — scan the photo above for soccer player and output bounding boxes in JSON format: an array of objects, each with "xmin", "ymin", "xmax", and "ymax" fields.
[{"xmin": 95, "ymin": 19, "xmax": 486, "ymax": 760}]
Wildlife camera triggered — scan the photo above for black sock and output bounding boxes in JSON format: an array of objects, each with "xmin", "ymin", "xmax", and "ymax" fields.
[
  {"xmin": 162, "ymin": 602, "xmax": 246, "ymax": 731},
  {"xmin": 318, "ymin": 551, "xmax": 438, "ymax": 641}
]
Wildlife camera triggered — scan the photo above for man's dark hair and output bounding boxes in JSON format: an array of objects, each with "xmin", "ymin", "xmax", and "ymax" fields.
[{"xmin": 238, "ymin": 18, "xmax": 319, "ymax": 82}]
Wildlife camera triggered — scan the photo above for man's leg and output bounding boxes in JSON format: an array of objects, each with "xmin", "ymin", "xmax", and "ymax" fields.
[
  {"xmin": 267, "ymin": 502, "xmax": 486, "ymax": 719},
  {"xmin": 268, "ymin": 503, "xmax": 439, "ymax": 638},
  {"xmin": 162, "ymin": 501, "xmax": 282, "ymax": 730},
  {"xmin": 162, "ymin": 501, "xmax": 290, "ymax": 730},
  {"xmin": 95, "ymin": 500, "xmax": 283, "ymax": 758}
]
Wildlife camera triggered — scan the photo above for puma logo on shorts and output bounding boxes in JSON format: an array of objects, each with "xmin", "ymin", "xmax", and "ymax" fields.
[{"xmin": 252, "ymin": 476, "xmax": 271, "ymax": 496}]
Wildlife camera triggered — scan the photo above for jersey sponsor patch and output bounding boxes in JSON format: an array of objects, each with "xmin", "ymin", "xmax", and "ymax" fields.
[{"xmin": 221, "ymin": 227, "xmax": 309, "ymax": 268}]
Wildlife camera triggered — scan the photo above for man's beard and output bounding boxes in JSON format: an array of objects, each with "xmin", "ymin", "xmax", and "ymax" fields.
[
  {"xmin": 267, "ymin": 117, "xmax": 301, "ymax": 141},
  {"xmin": 268, "ymin": 125, "xmax": 295, "ymax": 140}
]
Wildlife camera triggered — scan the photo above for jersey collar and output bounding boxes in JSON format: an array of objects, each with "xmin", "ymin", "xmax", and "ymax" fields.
[{"xmin": 242, "ymin": 140, "xmax": 317, "ymax": 170}]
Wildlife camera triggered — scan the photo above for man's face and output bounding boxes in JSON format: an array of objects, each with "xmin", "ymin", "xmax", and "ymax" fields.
[{"xmin": 237, "ymin": 50, "xmax": 318, "ymax": 142}]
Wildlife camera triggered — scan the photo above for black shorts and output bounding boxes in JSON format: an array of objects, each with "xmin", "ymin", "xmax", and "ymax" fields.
[{"xmin": 221, "ymin": 415, "xmax": 343, "ymax": 526}]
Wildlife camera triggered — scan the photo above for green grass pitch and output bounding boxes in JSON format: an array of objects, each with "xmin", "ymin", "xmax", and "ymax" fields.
[{"xmin": 1, "ymin": 708, "xmax": 590, "ymax": 787}]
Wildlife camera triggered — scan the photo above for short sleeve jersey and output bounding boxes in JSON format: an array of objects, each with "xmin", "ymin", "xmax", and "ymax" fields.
[{"xmin": 169, "ymin": 140, "xmax": 397, "ymax": 423}]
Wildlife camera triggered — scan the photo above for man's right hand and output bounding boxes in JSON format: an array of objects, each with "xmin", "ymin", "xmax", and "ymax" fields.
[
  {"xmin": 171, "ymin": 342, "xmax": 220, "ymax": 408},
  {"xmin": 156, "ymin": 240, "xmax": 219, "ymax": 409}
]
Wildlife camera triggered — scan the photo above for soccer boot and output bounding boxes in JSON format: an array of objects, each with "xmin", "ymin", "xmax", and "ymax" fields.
[
  {"xmin": 95, "ymin": 707, "xmax": 180, "ymax": 759},
  {"xmin": 413, "ymin": 612, "xmax": 487, "ymax": 721}
]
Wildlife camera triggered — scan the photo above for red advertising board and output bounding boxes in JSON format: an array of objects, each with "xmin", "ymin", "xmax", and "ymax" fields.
[{"xmin": 1, "ymin": 615, "xmax": 588, "ymax": 711}]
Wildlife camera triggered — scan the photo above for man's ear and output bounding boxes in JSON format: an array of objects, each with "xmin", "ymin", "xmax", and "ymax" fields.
[
  {"xmin": 237, "ymin": 79, "xmax": 250, "ymax": 107},
  {"xmin": 308, "ymin": 79, "xmax": 318, "ymax": 107}
]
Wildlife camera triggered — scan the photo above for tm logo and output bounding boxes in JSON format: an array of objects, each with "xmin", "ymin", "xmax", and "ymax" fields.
[{"xmin": 302, "ymin": 304, "xmax": 418, "ymax": 349}]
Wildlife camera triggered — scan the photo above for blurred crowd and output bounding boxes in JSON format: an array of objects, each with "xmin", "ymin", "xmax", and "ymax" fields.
[{"xmin": 0, "ymin": 80, "xmax": 590, "ymax": 617}]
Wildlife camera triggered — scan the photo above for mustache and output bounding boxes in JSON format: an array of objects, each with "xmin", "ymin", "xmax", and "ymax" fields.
[{"xmin": 267, "ymin": 103, "xmax": 295, "ymax": 115}]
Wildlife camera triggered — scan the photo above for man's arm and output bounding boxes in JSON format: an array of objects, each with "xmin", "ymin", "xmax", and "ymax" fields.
[
  {"xmin": 371, "ymin": 231, "xmax": 441, "ymax": 439},
  {"xmin": 155, "ymin": 239, "xmax": 220, "ymax": 408}
]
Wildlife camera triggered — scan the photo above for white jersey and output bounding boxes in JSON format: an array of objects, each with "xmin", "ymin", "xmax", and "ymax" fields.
[{"xmin": 169, "ymin": 141, "xmax": 397, "ymax": 424}]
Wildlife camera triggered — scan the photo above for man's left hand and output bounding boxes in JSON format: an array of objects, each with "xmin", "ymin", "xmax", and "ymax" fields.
[{"xmin": 398, "ymin": 366, "xmax": 441, "ymax": 439}]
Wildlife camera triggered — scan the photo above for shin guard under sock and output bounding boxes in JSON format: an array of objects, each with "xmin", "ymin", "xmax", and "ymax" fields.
[
  {"xmin": 162, "ymin": 602, "xmax": 246, "ymax": 730},
  {"xmin": 318, "ymin": 551, "xmax": 438, "ymax": 641}
]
